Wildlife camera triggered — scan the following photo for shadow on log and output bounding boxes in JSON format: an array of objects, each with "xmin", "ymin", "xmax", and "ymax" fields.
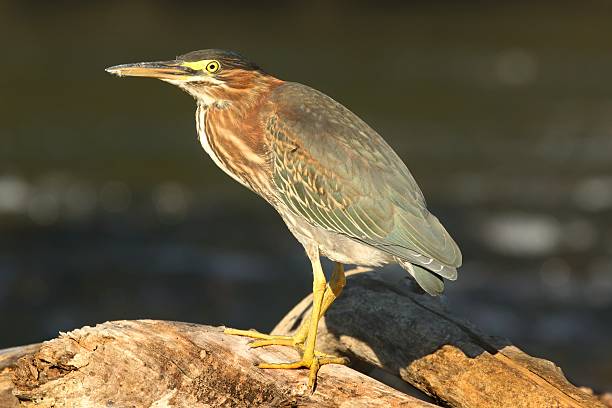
[
  {"xmin": 0, "ymin": 268, "xmax": 608, "ymax": 407},
  {"xmin": 273, "ymin": 268, "xmax": 607, "ymax": 408}
]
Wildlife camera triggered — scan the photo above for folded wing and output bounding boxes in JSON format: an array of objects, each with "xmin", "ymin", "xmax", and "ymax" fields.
[{"xmin": 264, "ymin": 83, "xmax": 462, "ymax": 284}]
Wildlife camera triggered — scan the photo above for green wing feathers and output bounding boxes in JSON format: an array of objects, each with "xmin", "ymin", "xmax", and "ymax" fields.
[{"xmin": 265, "ymin": 83, "xmax": 462, "ymax": 288}]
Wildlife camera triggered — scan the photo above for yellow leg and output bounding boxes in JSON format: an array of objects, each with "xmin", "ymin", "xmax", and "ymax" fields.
[
  {"xmin": 265, "ymin": 262, "xmax": 345, "ymax": 346},
  {"xmin": 225, "ymin": 250, "xmax": 348, "ymax": 392},
  {"xmin": 225, "ymin": 262, "xmax": 346, "ymax": 349},
  {"xmin": 257, "ymin": 248, "xmax": 348, "ymax": 392},
  {"xmin": 320, "ymin": 263, "xmax": 346, "ymax": 320}
]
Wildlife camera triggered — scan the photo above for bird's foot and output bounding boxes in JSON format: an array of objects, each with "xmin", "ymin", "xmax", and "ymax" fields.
[
  {"xmin": 224, "ymin": 327, "xmax": 304, "ymax": 349},
  {"xmin": 259, "ymin": 355, "xmax": 349, "ymax": 392},
  {"xmin": 224, "ymin": 327, "xmax": 349, "ymax": 392}
]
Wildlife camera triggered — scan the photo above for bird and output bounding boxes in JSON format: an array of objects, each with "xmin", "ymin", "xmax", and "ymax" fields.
[{"xmin": 106, "ymin": 49, "xmax": 462, "ymax": 391}]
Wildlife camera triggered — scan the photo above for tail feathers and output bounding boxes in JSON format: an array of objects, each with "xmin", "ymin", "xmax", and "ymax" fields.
[
  {"xmin": 400, "ymin": 261, "xmax": 445, "ymax": 296},
  {"xmin": 406, "ymin": 251, "xmax": 458, "ymax": 281}
]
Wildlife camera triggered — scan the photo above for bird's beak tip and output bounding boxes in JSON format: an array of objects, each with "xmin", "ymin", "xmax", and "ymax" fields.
[{"xmin": 105, "ymin": 66, "xmax": 123, "ymax": 77}]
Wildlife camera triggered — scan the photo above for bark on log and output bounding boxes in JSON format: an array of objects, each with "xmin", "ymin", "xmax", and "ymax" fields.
[
  {"xmin": 0, "ymin": 268, "xmax": 607, "ymax": 407},
  {"xmin": 1, "ymin": 344, "xmax": 41, "ymax": 408},
  {"xmin": 0, "ymin": 321, "xmax": 434, "ymax": 407},
  {"xmin": 273, "ymin": 268, "xmax": 606, "ymax": 408}
]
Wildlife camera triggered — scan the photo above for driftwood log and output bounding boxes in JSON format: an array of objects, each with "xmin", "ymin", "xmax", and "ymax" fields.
[
  {"xmin": 1, "ymin": 321, "xmax": 429, "ymax": 407},
  {"xmin": 0, "ymin": 268, "xmax": 608, "ymax": 407}
]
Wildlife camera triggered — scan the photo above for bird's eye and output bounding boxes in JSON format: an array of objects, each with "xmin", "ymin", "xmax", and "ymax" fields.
[{"xmin": 205, "ymin": 61, "xmax": 220, "ymax": 73}]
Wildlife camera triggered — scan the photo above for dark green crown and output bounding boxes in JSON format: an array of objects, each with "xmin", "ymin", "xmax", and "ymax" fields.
[{"xmin": 178, "ymin": 49, "xmax": 261, "ymax": 71}]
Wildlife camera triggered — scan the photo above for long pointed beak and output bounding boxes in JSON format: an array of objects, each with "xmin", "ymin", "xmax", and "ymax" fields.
[{"xmin": 105, "ymin": 60, "xmax": 196, "ymax": 80}]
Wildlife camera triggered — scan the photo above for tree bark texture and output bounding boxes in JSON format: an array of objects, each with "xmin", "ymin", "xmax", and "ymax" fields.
[
  {"xmin": 1, "ymin": 321, "xmax": 434, "ymax": 407},
  {"xmin": 0, "ymin": 268, "xmax": 608, "ymax": 407}
]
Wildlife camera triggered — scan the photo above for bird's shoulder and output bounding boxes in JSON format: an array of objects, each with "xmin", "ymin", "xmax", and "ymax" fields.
[
  {"xmin": 264, "ymin": 82, "xmax": 423, "ymax": 201},
  {"xmin": 266, "ymin": 82, "xmax": 384, "ymax": 147}
]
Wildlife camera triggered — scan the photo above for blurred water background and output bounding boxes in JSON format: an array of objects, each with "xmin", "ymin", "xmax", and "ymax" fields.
[{"xmin": 1, "ymin": 0, "xmax": 611, "ymax": 392}]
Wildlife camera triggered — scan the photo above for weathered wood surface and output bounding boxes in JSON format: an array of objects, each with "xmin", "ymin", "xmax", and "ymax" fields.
[
  {"xmin": 0, "ymin": 268, "xmax": 608, "ymax": 407},
  {"xmin": 1, "ymin": 344, "xmax": 41, "ymax": 408},
  {"xmin": 0, "ymin": 321, "xmax": 434, "ymax": 407},
  {"xmin": 274, "ymin": 268, "xmax": 607, "ymax": 408}
]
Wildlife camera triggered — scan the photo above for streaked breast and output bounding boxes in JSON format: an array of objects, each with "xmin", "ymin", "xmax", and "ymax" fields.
[{"xmin": 195, "ymin": 104, "xmax": 272, "ymax": 199}]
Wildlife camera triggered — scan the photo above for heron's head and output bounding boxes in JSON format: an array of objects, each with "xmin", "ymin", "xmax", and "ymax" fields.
[{"xmin": 106, "ymin": 49, "xmax": 272, "ymax": 105}]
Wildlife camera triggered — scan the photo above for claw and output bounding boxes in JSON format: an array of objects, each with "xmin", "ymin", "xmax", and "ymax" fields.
[
  {"xmin": 259, "ymin": 355, "xmax": 349, "ymax": 393},
  {"xmin": 223, "ymin": 328, "xmax": 279, "ymax": 340},
  {"xmin": 224, "ymin": 327, "xmax": 302, "ymax": 349},
  {"xmin": 249, "ymin": 338, "xmax": 295, "ymax": 348}
]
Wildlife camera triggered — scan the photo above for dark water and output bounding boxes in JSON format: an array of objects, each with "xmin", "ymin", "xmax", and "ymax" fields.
[{"xmin": 1, "ymin": 1, "xmax": 611, "ymax": 392}]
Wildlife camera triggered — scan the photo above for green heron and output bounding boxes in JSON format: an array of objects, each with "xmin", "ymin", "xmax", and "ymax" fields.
[{"xmin": 106, "ymin": 49, "xmax": 462, "ymax": 391}]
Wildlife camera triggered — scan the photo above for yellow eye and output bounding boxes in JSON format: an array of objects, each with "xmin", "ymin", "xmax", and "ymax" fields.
[{"xmin": 205, "ymin": 60, "xmax": 220, "ymax": 73}]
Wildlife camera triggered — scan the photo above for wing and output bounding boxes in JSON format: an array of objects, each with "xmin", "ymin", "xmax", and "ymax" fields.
[{"xmin": 263, "ymin": 83, "xmax": 462, "ymax": 274}]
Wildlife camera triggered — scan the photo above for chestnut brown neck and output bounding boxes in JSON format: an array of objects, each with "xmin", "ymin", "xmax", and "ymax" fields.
[{"xmin": 196, "ymin": 75, "xmax": 284, "ymax": 202}]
